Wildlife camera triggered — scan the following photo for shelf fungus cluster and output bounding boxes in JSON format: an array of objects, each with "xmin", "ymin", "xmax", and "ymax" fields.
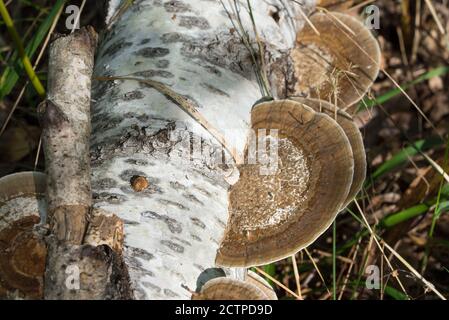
[
  {"xmin": 215, "ymin": 11, "xmax": 380, "ymax": 274},
  {"xmin": 290, "ymin": 11, "xmax": 381, "ymax": 112}
]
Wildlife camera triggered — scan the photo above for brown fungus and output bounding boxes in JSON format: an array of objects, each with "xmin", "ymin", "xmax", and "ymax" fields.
[
  {"xmin": 316, "ymin": 0, "xmax": 355, "ymax": 11},
  {"xmin": 291, "ymin": 12, "xmax": 380, "ymax": 111},
  {"xmin": 192, "ymin": 277, "xmax": 270, "ymax": 300},
  {"xmin": 216, "ymin": 100, "xmax": 354, "ymax": 267},
  {"xmin": 289, "ymin": 97, "xmax": 366, "ymax": 208},
  {"xmin": 0, "ymin": 172, "xmax": 47, "ymax": 299}
]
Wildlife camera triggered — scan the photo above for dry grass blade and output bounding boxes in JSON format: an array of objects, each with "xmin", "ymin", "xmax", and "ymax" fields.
[
  {"xmin": 423, "ymin": 0, "xmax": 446, "ymax": 35},
  {"xmin": 304, "ymin": 248, "xmax": 331, "ymax": 295},
  {"xmin": 71, "ymin": 0, "xmax": 86, "ymax": 34},
  {"xmin": 254, "ymin": 267, "xmax": 301, "ymax": 299},
  {"xmin": 291, "ymin": 254, "xmax": 303, "ymax": 299},
  {"xmin": 292, "ymin": 0, "xmax": 320, "ymax": 35},
  {"xmin": 354, "ymin": 200, "xmax": 412, "ymax": 300},
  {"xmin": 382, "ymin": 241, "xmax": 446, "ymax": 300}
]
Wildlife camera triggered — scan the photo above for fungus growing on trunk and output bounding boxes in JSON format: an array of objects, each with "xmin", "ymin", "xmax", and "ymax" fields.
[
  {"xmin": 216, "ymin": 100, "xmax": 354, "ymax": 267},
  {"xmin": 316, "ymin": 0, "xmax": 355, "ymax": 11},
  {"xmin": 289, "ymin": 97, "xmax": 366, "ymax": 208},
  {"xmin": 291, "ymin": 12, "xmax": 381, "ymax": 110}
]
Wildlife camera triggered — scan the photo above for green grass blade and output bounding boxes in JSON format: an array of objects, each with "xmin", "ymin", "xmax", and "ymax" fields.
[
  {"xmin": 384, "ymin": 285, "xmax": 408, "ymax": 300},
  {"xmin": 381, "ymin": 203, "xmax": 431, "ymax": 228},
  {"xmin": 0, "ymin": 0, "xmax": 45, "ymax": 97},
  {"xmin": 369, "ymin": 136, "xmax": 444, "ymax": 183},
  {"xmin": 358, "ymin": 66, "xmax": 449, "ymax": 112},
  {"xmin": 0, "ymin": 0, "xmax": 66, "ymax": 99}
]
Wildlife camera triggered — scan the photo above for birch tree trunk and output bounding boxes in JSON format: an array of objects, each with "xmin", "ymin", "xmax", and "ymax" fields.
[{"xmin": 90, "ymin": 0, "xmax": 314, "ymax": 299}]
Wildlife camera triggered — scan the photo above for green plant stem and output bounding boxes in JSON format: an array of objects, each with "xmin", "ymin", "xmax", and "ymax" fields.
[{"xmin": 0, "ymin": 0, "xmax": 45, "ymax": 98}]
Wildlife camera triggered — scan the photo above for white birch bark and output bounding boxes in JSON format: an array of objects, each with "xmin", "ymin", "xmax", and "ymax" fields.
[{"xmin": 91, "ymin": 0, "xmax": 315, "ymax": 299}]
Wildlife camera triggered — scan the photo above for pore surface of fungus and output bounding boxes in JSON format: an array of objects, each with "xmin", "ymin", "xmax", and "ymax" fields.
[
  {"xmin": 216, "ymin": 100, "xmax": 354, "ymax": 267},
  {"xmin": 289, "ymin": 97, "xmax": 366, "ymax": 208},
  {"xmin": 0, "ymin": 172, "xmax": 47, "ymax": 299},
  {"xmin": 291, "ymin": 12, "xmax": 381, "ymax": 110}
]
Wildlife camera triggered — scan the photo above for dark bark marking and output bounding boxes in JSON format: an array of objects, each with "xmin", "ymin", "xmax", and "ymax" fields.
[
  {"xmin": 141, "ymin": 211, "xmax": 183, "ymax": 234},
  {"xmin": 102, "ymin": 39, "xmax": 133, "ymax": 58},
  {"xmin": 123, "ymin": 90, "xmax": 145, "ymax": 101},
  {"xmin": 178, "ymin": 16, "xmax": 210, "ymax": 30},
  {"xmin": 141, "ymin": 281, "xmax": 161, "ymax": 293},
  {"xmin": 193, "ymin": 185, "xmax": 212, "ymax": 197},
  {"xmin": 170, "ymin": 181, "xmax": 187, "ymax": 190},
  {"xmin": 200, "ymin": 83, "xmax": 230, "ymax": 97},
  {"xmin": 172, "ymin": 236, "xmax": 191, "ymax": 246},
  {"xmin": 160, "ymin": 32, "xmax": 194, "ymax": 44},
  {"xmin": 183, "ymin": 192, "xmax": 204, "ymax": 205},
  {"xmin": 125, "ymin": 158, "xmax": 149, "ymax": 166},
  {"xmin": 160, "ymin": 240, "xmax": 184, "ymax": 253},
  {"xmin": 191, "ymin": 234, "xmax": 202, "ymax": 242},
  {"xmin": 140, "ymin": 38, "xmax": 151, "ymax": 45},
  {"xmin": 126, "ymin": 246, "xmax": 154, "ymax": 261},
  {"xmin": 156, "ymin": 59, "xmax": 170, "ymax": 68},
  {"xmin": 163, "ymin": 288, "xmax": 180, "ymax": 297},
  {"xmin": 190, "ymin": 217, "xmax": 206, "ymax": 229},
  {"xmin": 93, "ymin": 192, "xmax": 128, "ymax": 204},
  {"xmin": 133, "ymin": 69, "xmax": 174, "ymax": 78},
  {"xmin": 91, "ymin": 178, "xmax": 118, "ymax": 190},
  {"xmin": 158, "ymin": 199, "xmax": 189, "ymax": 211},
  {"xmin": 164, "ymin": 0, "xmax": 191, "ymax": 13},
  {"xmin": 136, "ymin": 47, "xmax": 170, "ymax": 58}
]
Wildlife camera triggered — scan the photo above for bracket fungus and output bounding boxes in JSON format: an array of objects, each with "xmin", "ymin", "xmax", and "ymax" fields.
[
  {"xmin": 289, "ymin": 97, "xmax": 366, "ymax": 209},
  {"xmin": 216, "ymin": 100, "xmax": 354, "ymax": 267},
  {"xmin": 291, "ymin": 11, "xmax": 381, "ymax": 110},
  {"xmin": 192, "ymin": 275, "xmax": 275, "ymax": 300},
  {"xmin": 316, "ymin": 0, "xmax": 355, "ymax": 11},
  {"xmin": 0, "ymin": 172, "xmax": 47, "ymax": 299}
]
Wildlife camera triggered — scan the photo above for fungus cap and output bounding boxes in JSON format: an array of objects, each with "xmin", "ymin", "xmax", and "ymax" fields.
[
  {"xmin": 216, "ymin": 100, "xmax": 354, "ymax": 267},
  {"xmin": 0, "ymin": 171, "xmax": 47, "ymax": 299},
  {"xmin": 291, "ymin": 12, "xmax": 381, "ymax": 109},
  {"xmin": 192, "ymin": 277, "xmax": 270, "ymax": 300},
  {"xmin": 289, "ymin": 97, "xmax": 366, "ymax": 208},
  {"xmin": 317, "ymin": 0, "xmax": 355, "ymax": 11}
]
